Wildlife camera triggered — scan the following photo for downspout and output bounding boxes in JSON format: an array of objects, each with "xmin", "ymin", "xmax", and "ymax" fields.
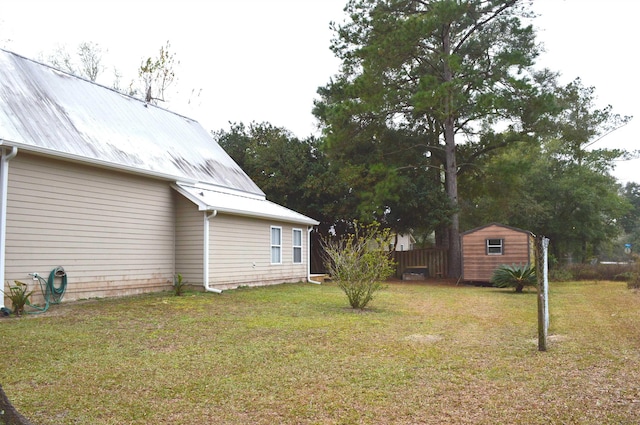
[
  {"xmin": 0, "ymin": 146, "xmax": 18, "ymax": 308},
  {"xmin": 307, "ymin": 227, "xmax": 321, "ymax": 284},
  {"xmin": 203, "ymin": 209, "xmax": 222, "ymax": 294}
]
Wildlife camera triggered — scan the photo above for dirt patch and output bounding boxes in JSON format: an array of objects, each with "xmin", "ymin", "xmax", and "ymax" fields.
[
  {"xmin": 387, "ymin": 277, "xmax": 463, "ymax": 287},
  {"xmin": 404, "ymin": 334, "xmax": 443, "ymax": 343},
  {"xmin": 528, "ymin": 334, "xmax": 568, "ymax": 345}
]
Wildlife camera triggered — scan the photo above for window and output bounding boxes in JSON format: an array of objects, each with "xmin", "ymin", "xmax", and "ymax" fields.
[
  {"xmin": 271, "ymin": 226, "xmax": 282, "ymax": 264},
  {"xmin": 486, "ymin": 239, "xmax": 504, "ymax": 255},
  {"xmin": 293, "ymin": 229, "xmax": 303, "ymax": 264}
]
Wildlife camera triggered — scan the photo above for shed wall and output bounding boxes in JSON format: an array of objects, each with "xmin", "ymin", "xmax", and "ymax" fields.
[
  {"xmin": 3, "ymin": 153, "xmax": 175, "ymax": 303},
  {"xmin": 208, "ymin": 214, "xmax": 308, "ymax": 290},
  {"xmin": 462, "ymin": 224, "xmax": 532, "ymax": 282}
]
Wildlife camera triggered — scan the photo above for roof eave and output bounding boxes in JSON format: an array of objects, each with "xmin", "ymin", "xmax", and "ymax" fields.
[
  {"xmin": 171, "ymin": 184, "xmax": 319, "ymax": 226},
  {"xmin": 0, "ymin": 141, "xmax": 263, "ymax": 198},
  {"xmin": 210, "ymin": 207, "xmax": 319, "ymax": 226},
  {"xmin": 1, "ymin": 139, "xmax": 200, "ymax": 184},
  {"xmin": 461, "ymin": 222, "xmax": 534, "ymax": 236}
]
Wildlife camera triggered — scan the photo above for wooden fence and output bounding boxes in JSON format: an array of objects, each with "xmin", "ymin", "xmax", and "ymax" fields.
[{"xmin": 392, "ymin": 248, "xmax": 448, "ymax": 279}]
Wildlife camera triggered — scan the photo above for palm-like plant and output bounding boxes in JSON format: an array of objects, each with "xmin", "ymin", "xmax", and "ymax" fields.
[
  {"xmin": 173, "ymin": 273, "xmax": 187, "ymax": 296},
  {"xmin": 491, "ymin": 264, "xmax": 536, "ymax": 293},
  {"xmin": 7, "ymin": 281, "xmax": 34, "ymax": 316}
]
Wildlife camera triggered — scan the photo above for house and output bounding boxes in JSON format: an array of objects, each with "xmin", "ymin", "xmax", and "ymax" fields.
[
  {"xmin": 392, "ymin": 233, "xmax": 416, "ymax": 252},
  {"xmin": 0, "ymin": 49, "xmax": 319, "ymax": 308},
  {"xmin": 461, "ymin": 223, "xmax": 535, "ymax": 282}
]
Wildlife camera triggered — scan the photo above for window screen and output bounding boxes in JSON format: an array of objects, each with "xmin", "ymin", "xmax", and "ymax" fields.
[
  {"xmin": 293, "ymin": 229, "xmax": 302, "ymax": 264},
  {"xmin": 271, "ymin": 226, "xmax": 282, "ymax": 264},
  {"xmin": 486, "ymin": 239, "xmax": 504, "ymax": 255}
]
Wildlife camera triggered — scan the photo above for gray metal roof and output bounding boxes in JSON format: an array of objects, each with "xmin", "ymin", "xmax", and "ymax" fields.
[
  {"xmin": 0, "ymin": 49, "xmax": 264, "ymax": 196},
  {"xmin": 174, "ymin": 183, "xmax": 319, "ymax": 226}
]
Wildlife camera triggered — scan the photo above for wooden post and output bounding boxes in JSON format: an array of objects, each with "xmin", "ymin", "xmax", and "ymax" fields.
[{"xmin": 536, "ymin": 235, "xmax": 550, "ymax": 351}]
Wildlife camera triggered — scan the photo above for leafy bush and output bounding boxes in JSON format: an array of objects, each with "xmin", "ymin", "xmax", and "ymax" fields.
[
  {"xmin": 624, "ymin": 255, "xmax": 640, "ymax": 289},
  {"xmin": 615, "ymin": 271, "xmax": 636, "ymax": 282},
  {"xmin": 6, "ymin": 281, "xmax": 34, "ymax": 316},
  {"xmin": 627, "ymin": 278, "xmax": 640, "ymax": 290},
  {"xmin": 549, "ymin": 262, "xmax": 640, "ymax": 283},
  {"xmin": 491, "ymin": 264, "xmax": 536, "ymax": 293},
  {"xmin": 549, "ymin": 267, "xmax": 573, "ymax": 282},
  {"xmin": 322, "ymin": 222, "xmax": 395, "ymax": 309},
  {"xmin": 173, "ymin": 273, "xmax": 187, "ymax": 296},
  {"xmin": 570, "ymin": 264, "xmax": 602, "ymax": 281}
]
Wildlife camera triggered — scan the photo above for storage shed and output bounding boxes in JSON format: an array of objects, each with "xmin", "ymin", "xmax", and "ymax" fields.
[{"xmin": 461, "ymin": 223, "xmax": 535, "ymax": 282}]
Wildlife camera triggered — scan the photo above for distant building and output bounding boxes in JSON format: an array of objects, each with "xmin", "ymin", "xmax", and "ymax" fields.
[
  {"xmin": 461, "ymin": 223, "xmax": 535, "ymax": 282},
  {"xmin": 393, "ymin": 233, "xmax": 416, "ymax": 251}
]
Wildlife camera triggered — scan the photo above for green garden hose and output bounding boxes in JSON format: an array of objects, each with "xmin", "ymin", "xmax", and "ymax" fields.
[{"xmin": 28, "ymin": 266, "xmax": 67, "ymax": 314}]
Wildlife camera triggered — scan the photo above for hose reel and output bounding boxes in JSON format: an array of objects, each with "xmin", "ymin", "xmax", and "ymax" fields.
[{"xmin": 28, "ymin": 266, "xmax": 68, "ymax": 314}]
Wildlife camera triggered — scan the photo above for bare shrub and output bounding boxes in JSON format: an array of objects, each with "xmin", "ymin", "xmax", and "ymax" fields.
[{"xmin": 322, "ymin": 222, "xmax": 395, "ymax": 309}]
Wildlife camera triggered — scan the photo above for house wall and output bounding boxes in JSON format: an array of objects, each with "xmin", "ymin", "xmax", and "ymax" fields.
[
  {"xmin": 3, "ymin": 153, "xmax": 175, "ymax": 303},
  {"xmin": 394, "ymin": 234, "xmax": 414, "ymax": 251},
  {"xmin": 208, "ymin": 213, "xmax": 308, "ymax": 290},
  {"xmin": 174, "ymin": 192, "xmax": 204, "ymax": 285},
  {"xmin": 462, "ymin": 224, "xmax": 532, "ymax": 282}
]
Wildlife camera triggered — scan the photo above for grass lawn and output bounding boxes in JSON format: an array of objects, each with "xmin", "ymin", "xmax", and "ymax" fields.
[{"xmin": 1, "ymin": 280, "xmax": 640, "ymax": 424}]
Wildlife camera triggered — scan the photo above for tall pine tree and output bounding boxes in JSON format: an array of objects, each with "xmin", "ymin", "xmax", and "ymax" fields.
[{"xmin": 315, "ymin": 0, "xmax": 541, "ymax": 277}]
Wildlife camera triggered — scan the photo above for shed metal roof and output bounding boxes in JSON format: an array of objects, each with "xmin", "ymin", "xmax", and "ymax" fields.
[
  {"xmin": 461, "ymin": 222, "xmax": 534, "ymax": 236},
  {"xmin": 0, "ymin": 49, "xmax": 263, "ymax": 196}
]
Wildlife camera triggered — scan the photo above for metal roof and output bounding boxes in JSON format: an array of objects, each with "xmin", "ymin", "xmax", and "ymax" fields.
[
  {"xmin": 174, "ymin": 183, "xmax": 319, "ymax": 226},
  {"xmin": 0, "ymin": 49, "xmax": 263, "ymax": 196},
  {"xmin": 461, "ymin": 222, "xmax": 534, "ymax": 236}
]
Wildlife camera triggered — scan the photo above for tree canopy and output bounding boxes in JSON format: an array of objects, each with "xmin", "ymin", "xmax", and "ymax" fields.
[
  {"xmin": 459, "ymin": 77, "xmax": 633, "ymax": 262},
  {"xmin": 213, "ymin": 122, "xmax": 348, "ymax": 237},
  {"xmin": 314, "ymin": 0, "xmax": 546, "ymax": 276},
  {"xmin": 43, "ymin": 41, "xmax": 182, "ymax": 105},
  {"xmin": 45, "ymin": 42, "xmax": 105, "ymax": 82},
  {"xmin": 620, "ymin": 183, "xmax": 640, "ymax": 258},
  {"xmin": 38, "ymin": 11, "xmax": 637, "ymax": 268}
]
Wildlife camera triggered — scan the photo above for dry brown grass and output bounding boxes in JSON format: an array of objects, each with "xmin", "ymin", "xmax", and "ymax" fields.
[{"xmin": 1, "ymin": 280, "xmax": 639, "ymax": 424}]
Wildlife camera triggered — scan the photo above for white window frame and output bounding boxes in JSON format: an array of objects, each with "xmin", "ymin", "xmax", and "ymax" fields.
[
  {"xmin": 292, "ymin": 228, "xmax": 303, "ymax": 264},
  {"xmin": 486, "ymin": 238, "xmax": 504, "ymax": 255},
  {"xmin": 271, "ymin": 226, "xmax": 282, "ymax": 264}
]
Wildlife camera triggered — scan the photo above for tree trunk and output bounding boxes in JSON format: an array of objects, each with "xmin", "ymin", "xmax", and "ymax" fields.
[
  {"xmin": 445, "ymin": 117, "xmax": 461, "ymax": 278},
  {"xmin": 442, "ymin": 24, "xmax": 462, "ymax": 279},
  {"xmin": 435, "ymin": 223, "xmax": 449, "ymax": 249},
  {"xmin": 0, "ymin": 384, "xmax": 35, "ymax": 425}
]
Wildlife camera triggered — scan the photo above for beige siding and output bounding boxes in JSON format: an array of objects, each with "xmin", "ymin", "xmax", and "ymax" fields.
[
  {"xmin": 3, "ymin": 153, "xmax": 175, "ymax": 302},
  {"xmin": 174, "ymin": 192, "xmax": 204, "ymax": 285},
  {"xmin": 462, "ymin": 224, "xmax": 533, "ymax": 282},
  {"xmin": 208, "ymin": 213, "xmax": 308, "ymax": 290}
]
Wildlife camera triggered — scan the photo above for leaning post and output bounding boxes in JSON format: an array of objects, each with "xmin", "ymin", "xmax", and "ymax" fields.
[{"xmin": 536, "ymin": 235, "xmax": 550, "ymax": 351}]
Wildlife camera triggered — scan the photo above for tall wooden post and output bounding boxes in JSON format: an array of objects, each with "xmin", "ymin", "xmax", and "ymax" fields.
[{"xmin": 536, "ymin": 235, "xmax": 550, "ymax": 351}]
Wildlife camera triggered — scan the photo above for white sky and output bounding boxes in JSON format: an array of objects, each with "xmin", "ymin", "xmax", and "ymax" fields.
[{"xmin": 1, "ymin": 0, "xmax": 638, "ymax": 184}]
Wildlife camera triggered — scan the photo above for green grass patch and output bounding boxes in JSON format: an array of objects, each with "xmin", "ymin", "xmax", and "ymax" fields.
[{"xmin": 1, "ymin": 281, "xmax": 640, "ymax": 424}]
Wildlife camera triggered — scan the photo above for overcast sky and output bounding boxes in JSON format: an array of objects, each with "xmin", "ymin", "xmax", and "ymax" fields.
[{"xmin": 1, "ymin": 0, "xmax": 638, "ymax": 184}]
